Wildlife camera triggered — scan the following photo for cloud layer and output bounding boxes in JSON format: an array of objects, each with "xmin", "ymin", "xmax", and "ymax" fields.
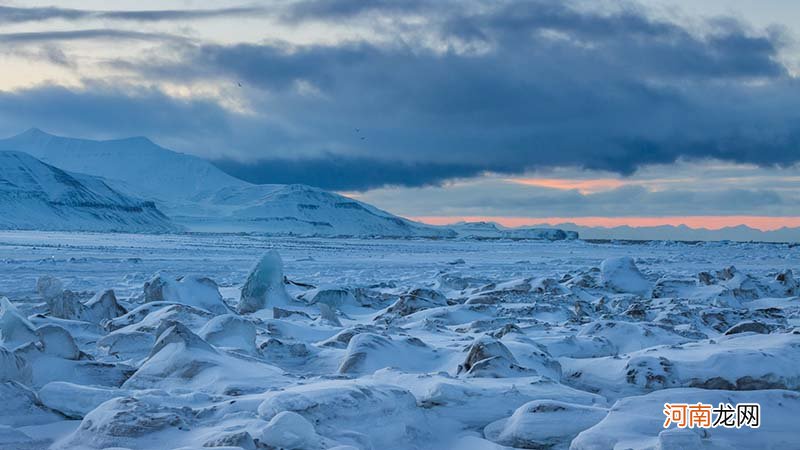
[{"xmin": 0, "ymin": 1, "xmax": 799, "ymax": 193}]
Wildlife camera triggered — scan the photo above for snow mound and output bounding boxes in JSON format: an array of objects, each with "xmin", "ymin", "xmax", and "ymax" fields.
[
  {"xmin": 123, "ymin": 323, "xmax": 286, "ymax": 394},
  {"xmin": 257, "ymin": 380, "xmax": 423, "ymax": 449},
  {"xmin": 457, "ymin": 336, "xmax": 536, "ymax": 378},
  {"xmin": 483, "ymin": 400, "xmax": 608, "ymax": 449},
  {"xmin": 571, "ymin": 388, "xmax": 800, "ymax": 450},
  {"xmin": 562, "ymin": 332, "xmax": 800, "ymax": 397},
  {"xmin": 576, "ymin": 320, "xmax": 688, "ymax": 354},
  {"xmin": 376, "ymin": 288, "xmax": 448, "ymax": 320},
  {"xmin": 338, "ymin": 333, "xmax": 439, "ymax": 374},
  {"xmin": 58, "ymin": 396, "xmax": 193, "ymax": 449}
]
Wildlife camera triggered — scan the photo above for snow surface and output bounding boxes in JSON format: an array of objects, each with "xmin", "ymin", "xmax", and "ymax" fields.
[{"xmin": 0, "ymin": 232, "xmax": 798, "ymax": 449}]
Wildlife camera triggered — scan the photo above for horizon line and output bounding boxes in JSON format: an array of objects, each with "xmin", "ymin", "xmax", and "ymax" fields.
[{"xmin": 410, "ymin": 216, "xmax": 800, "ymax": 232}]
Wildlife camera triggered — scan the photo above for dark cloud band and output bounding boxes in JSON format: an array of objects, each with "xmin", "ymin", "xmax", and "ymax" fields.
[{"xmin": 0, "ymin": 1, "xmax": 799, "ymax": 191}]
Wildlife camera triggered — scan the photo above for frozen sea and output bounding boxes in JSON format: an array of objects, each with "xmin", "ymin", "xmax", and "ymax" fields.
[{"xmin": 0, "ymin": 231, "xmax": 799, "ymax": 449}]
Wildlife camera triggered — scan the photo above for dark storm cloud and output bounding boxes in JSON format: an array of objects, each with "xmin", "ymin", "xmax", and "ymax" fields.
[
  {"xmin": 213, "ymin": 155, "xmax": 495, "ymax": 191},
  {"xmin": 3, "ymin": 1, "xmax": 800, "ymax": 190},
  {"xmin": 0, "ymin": 5, "xmax": 267, "ymax": 24}
]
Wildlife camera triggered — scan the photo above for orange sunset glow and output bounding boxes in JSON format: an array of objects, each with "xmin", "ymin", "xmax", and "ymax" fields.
[
  {"xmin": 412, "ymin": 216, "xmax": 800, "ymax": 231},
  {"xmin": 505, "ymin": 177, "xmax": 629, "ymax": 193}
]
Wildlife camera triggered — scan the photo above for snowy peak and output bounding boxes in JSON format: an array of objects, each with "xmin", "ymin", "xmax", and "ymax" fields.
[
  {"xmin": 0, "ymin": 151, "xmax": 178, "ymax": 232},
  {"xmin": 0, "ymin": 129, "xmax": 247, "ymax": 201}
]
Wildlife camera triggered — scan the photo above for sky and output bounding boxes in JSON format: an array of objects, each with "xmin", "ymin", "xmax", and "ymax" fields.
[{"xmin": 1, "ymin": 0, "xmax": 800, "ymax": 231}]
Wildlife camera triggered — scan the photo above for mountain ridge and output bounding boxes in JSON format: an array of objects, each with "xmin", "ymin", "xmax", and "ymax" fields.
[{"xmin": 0, "ymin": 150, "xmax": 178, "ymax": 232}]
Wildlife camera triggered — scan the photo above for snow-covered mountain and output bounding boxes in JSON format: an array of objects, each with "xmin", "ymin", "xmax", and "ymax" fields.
[
  {"xmin": 189, "ymin": 183, "xmax": 456, "ymax": 236},
  {"xmin": 0, "ymin": 129, "xmax": 455, "ymax": 237},
  {"xmin": 0, "ymin": 151, "xmax": 177, "ymax": 232},
  {"xmin": 0, "ymin": 128, "xmax": 247, "ymax": 202}
]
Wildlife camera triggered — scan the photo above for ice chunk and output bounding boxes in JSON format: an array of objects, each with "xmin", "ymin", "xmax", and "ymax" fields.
[
  {"xmin": 44, "ymin": 288, "xmax": 126, "ymax": 323},
  {"xmin": 143, "ymin": 274, "xmax": 230, "ymax": 315},
  {"xmin": 83, "ymin": 289, "xmax": 127, "ymax": 323},
  {"xmin": 238, "ymin": 251, "xmax": 291, "ymax": 313},
  {"xmin": 39, "ymin": 381, "xmax": 125, "ymax": 419},
  {"xmin": 36, "ymin": 324, "xmax": 80, "ymax": 360},
  {"xmin": 0, "ymin": 425, "xmax": 35, "ymax": 447},
  {"xmin": 600, "ymin": 256, "xmax": 651, "ymax": 295},
  {"xmin": 318, "ymin": 303, "xmax": 342, "ymax": 327},
  {"xmin": 35, "ymin": 275, "xmax": 63, "ymax": 299},
  {"xmin": 0, "ymin": 297, "xmax": 38, "ymax": 349},
  {"xmin": 44, "ymin": 289, "xmax": 85, "ymax": 320},
  {"xmin": 0, "ymin": 381, "xmax": 63, "ymax": 427},
  {"xmin": 0, "ymin": 347, "xmax": 31, "ymax": 383}
]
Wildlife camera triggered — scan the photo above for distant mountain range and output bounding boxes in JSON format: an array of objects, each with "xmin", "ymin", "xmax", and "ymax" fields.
[
  {"xmin": 0, "ymin": 151, "xmax": 176, "ymax": 232},
  {"xmin": 526, "ymin": 222, "xmax": 800, "ymax": 243}
]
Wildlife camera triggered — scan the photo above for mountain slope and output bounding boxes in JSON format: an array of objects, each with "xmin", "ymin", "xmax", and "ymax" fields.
[
  {"xmin": 0, "ymin": 151, "xmax": 178, "ymax": 232},
  {"xmin": 192, "ymin": 183, "xmax": 454, "ymax": 236},
  {"xmin": 0, "ymin": 128, "xmax": 247, "ymax": 202},
  {"xmin": 0, "ymin": 130, "xmax": 453, "ymax": 237}
]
